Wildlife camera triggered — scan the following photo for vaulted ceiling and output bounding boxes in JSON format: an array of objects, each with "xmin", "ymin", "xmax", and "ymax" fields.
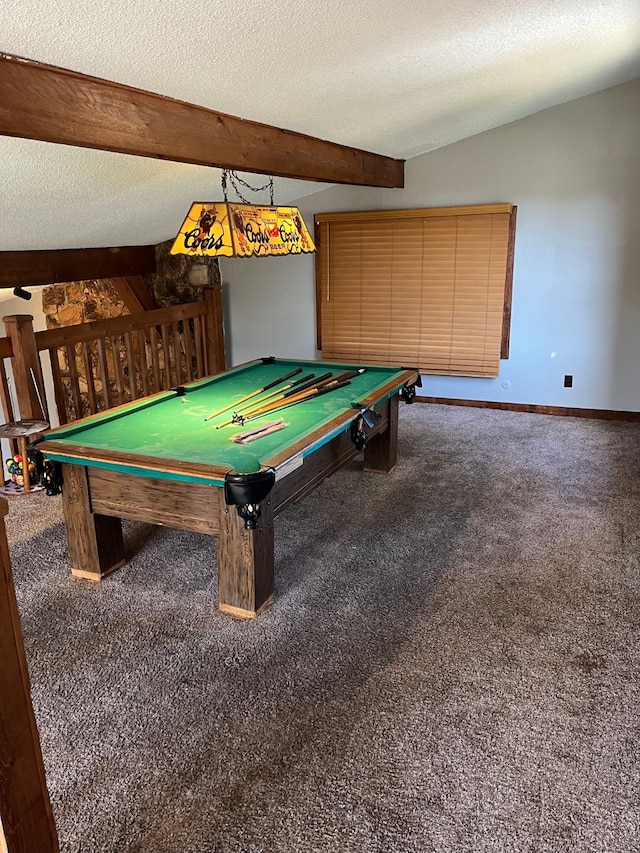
[{"xmin": 2, "ymin": 0, "xmax": 639, "ymax": 252}]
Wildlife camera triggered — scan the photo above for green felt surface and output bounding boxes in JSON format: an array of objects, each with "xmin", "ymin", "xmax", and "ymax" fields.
[{"xmin": 42, "ymin": 360, "xmax": 408, "ymax": 477}]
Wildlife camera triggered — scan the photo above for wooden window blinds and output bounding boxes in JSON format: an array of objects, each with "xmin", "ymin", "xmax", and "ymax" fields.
[{"xmin": 315, "ymin": 204, "xmax": 516, "ymax": 378}]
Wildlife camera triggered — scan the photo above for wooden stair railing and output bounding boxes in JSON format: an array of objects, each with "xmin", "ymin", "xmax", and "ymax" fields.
[{"xmin": 1, "ymin": 285, "xmax": 224, "ymax": 427}]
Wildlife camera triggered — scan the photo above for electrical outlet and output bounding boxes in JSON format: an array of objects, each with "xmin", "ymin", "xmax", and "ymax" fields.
[{"xmin": 564, "ymin": 375, "xmax": 573, "ymax": 388}]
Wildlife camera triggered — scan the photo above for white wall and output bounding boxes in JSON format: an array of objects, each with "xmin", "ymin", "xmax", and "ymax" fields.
[
  {"xmin": 222, "ymin": 77, "xmax": 640, "ymax": 411},
  {"xmin": 0, "ymin": 290, "xmax": 58, "ymax": 469},
  {"xmin": 221, "ymin": 253, "xmax": 318, "ymax": 365}
]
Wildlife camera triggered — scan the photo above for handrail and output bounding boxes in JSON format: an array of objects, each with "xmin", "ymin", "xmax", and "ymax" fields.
[
  {"xmin": 0, "ymin": 286, "xmax": 225, "ymax": 428},
  {"xmin": 35, "ymin": 300, "xmax": 207, "ymax": 349}
]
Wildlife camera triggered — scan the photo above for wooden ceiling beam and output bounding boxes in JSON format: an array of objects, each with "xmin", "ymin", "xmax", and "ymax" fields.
[
  {"xmin": 0, "ymin": 54, "xmax": 404, "ymax": 189},
  {"xmin": 0, "ymin": 246, "xmax": 157, "ymax": 289}
]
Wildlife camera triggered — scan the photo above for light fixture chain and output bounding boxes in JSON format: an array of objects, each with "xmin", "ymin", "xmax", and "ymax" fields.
[{"xmin": 221, "ymin": 169, "xmax": 274, "ymax": 205}]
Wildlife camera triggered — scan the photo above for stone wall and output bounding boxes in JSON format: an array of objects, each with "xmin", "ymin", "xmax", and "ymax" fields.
[
  {"xmin": 41, "ymin": 241, "xmax": 221, "ymax": 421},
  {"xmin": 144, "ymin": 238, "xmax": 221, "ymax": 306},
  {"xmin": 42, "ymin": 239, "xmax": 221, "ymax": 327},
  {"xmin": 42, "ymin": 278, "xmax": 129, "ymax": 328}
]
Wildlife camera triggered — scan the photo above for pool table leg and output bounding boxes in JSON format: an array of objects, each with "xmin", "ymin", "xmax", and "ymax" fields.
[
  {"xmin": 363, "ymin": 394, "xmax": 399, "ymax": 474},
  {"xmin": 61, "ymin": 463, "xmax": 126, "ymax": 581},
  {"xmin": 216, "ymin": 494, "xmax": 274, "ymax": 619}
]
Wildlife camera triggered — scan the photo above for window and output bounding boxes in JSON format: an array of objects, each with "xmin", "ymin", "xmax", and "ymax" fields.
[{"xmin": 315, "ymin": 204, "xmax": 516, "ymax": 378}]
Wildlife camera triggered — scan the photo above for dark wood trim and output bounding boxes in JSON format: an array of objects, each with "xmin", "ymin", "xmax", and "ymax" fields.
[
  {"xmin": 415, "ymin": 396, "xmax": 640, "ymax": 422},
  {"xmin": 0, "ymin": 54, "xmax": 404, "ymax": 189},
  {"xmin": 314, "ymin": 219, "xmax": 323, "ymax": 352},
  {"xmin": 0, "ymin": 246, "xmax": 157, "ymax": 289},
  {"xmin": 203, "ymin": 285, "xmax": 226, "ymax": 374},
  {"xmin": 501, "ymin": 205, "xmax": 517, "ymax": 359}
]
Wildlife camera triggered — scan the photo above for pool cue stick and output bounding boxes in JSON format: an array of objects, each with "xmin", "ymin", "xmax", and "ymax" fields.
[
  {"xmin": 304, "ymin": 367, "xmax": 365, "ymax": 390},
  {"xmin": 276, "ymin": 367, "xmax": 362, "ymax": 401},
  {"xmin": 30, "ymin": 367, "xmax": 47, "ymax": 420},
  {"xmin": 281, "ymin": 371, "xmax": 336, "ymax": 395},
  {"xmin": 232, "ymin": 372, "xmax": 318, "ymax": 414},
  {"xmin": 238, "ymin": 376, "xmax": 354, "ymax": 423},
  {"xmin": 204, "ymin": 367, "xmax": 303, "ymax": 421},
  {"xmin": 232, "ymin": 420, "xmax": 288, "ymax": 443},
  {"xmin": 238, "ymin": 369, "xmax": 365, "ymax": 422},
  {"xmin": 232, "ymin": 419, "xmax": 285, "ymax": 441},
  {"xmin": 215, "ymin": 372, "xmax": 335, "ymax": 429},
  {"xmin": 216, "ymin": 369, "xmax": 366, "ymax": 428},
  {"xmin": 222, "ymin": 383, "xmax": 326, "ymax": 427},
  {"xmin": 235, "ymin": 422, "xmax": 288, "ymax": 443},
  {"xmin": 232, "ymin": 371, "xmax": 332, "ymax": 416},
  {"xmin": 216, "ymin": 384, "xmax": 321, "ymax": 429},
  {"xmin": 240, "ymin": 379, "xmax": 353, "ymax": 425},
  {"xmin": 237, "ymin": 368, "xmax": 346, "ymax": 415}
]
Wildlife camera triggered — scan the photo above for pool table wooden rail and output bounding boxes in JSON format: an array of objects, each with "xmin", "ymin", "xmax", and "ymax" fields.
[{"xmin": 36, "ymin": 369, "xmax": 408, "ymax": 486}]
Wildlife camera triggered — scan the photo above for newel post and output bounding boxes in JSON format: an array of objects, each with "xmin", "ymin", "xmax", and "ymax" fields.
[
  {"xmin": 0, "ymin": 497, "xmax": 60, "ymax": 852},
  {"xmin": 2, "ymin": 315, "xmax": 47, "ymax": 422},
  {"xmin": 203, "ymin": 285, "xmax": 226, "ymax": 375}
]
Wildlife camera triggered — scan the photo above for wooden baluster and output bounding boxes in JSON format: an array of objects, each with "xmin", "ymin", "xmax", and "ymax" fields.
[
  {"xmin": 149, "ymin": 327, "xmax": 162, "ymax": 394},
  {"xmin": 171, "ymin": 321, "xmax": 183, "ymax": 386},
  {"xmin": 95, "ymin": 337, "xmax": 112, "ymax": 410},
  {"xmin": 183, "ymin": 318, "xmax": 194, "ymax": 382},
  {"xmin": 48, "ymin": 349, "xmax": 68, "ymax": 426},
  {"xmin": 80, "ymin": 341, "xmax": 98, "ymax": 415},
  {"xmin": 123, "ymin": 332, "xmax": 136, "ymax": 401},
  {"xmin": 160, "ymin": 324, "xmax": 172, "ymax": 387},
  {"xmin": 65, "ymin": 343, "xmax": 83, "ymax": 420},
  {"xmin": 137, "ymin": 330, "xmax": 150, "ymax": 397},
  {"xmin": 0, "ymin": 359, "xmax": 17, "ymax": 457},
  {"xmin": 110, "ymin": 336, "xmax": 125, "ymax": 405},
  {"xmin": 193, "ymin": 315, "xmax": 204, "ymax": 379},
  {"xmin": 204, "ymin": 285, "xmax": 225, "ymax": 375}
]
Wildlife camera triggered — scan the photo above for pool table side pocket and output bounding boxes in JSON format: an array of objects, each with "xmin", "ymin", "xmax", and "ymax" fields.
[{"xmin": 269, "ymin": 396, "xmax": 395, "ymax": 517}]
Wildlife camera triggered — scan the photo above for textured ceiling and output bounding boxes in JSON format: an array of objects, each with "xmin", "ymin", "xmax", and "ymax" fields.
[{"xmin": 1, "ymin": 0, "xmax": 639, "ymax": 252}]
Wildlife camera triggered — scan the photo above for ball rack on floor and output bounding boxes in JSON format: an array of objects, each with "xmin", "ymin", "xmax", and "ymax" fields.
[{"xmin": 0, "ymin": 419, "xmax": 49, "ymax": 495}]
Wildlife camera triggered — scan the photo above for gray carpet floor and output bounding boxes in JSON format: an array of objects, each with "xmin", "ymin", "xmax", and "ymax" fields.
[{"xmin": 6, "ymin": 402, "xmax": 640, "ymax": 853}]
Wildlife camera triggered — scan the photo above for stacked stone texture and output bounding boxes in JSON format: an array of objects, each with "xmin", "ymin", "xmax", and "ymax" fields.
[{"xmin": 41, "ymin": 240, "xmax": 220, "ymax": 420}]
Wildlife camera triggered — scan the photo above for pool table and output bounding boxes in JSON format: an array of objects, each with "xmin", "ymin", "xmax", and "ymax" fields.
[{"xmin": 37, "ymin": 357, "xmax": 419, "ymax": 618}]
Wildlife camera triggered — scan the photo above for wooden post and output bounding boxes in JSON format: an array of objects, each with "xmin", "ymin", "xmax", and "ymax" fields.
[
  {"xmin": 60, "ymin": 464, "xmax": 125, "ymax": 580},
  {"xmin": 203, "ymin": 286, "xmax": 225, "ymax": 376},
  {"xmin": 2, "ymin": 315, "xmax": 48, "ymax": 421},
  {"xmin": 363, "ymin": 395, "xmax": 399, "ymax": 474},
  {"xmin": 216, "ymin": 492, "xmax": 274, "ymax": 618},
  {"xmin": 0, "ymin": 497, "xmax": 60, "ymax": 852}
]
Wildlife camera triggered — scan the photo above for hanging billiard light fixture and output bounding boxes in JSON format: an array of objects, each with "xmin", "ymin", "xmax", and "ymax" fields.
[{"xmin": 170, "ymin": 170, "xmax": 315, "ymax": 259}]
